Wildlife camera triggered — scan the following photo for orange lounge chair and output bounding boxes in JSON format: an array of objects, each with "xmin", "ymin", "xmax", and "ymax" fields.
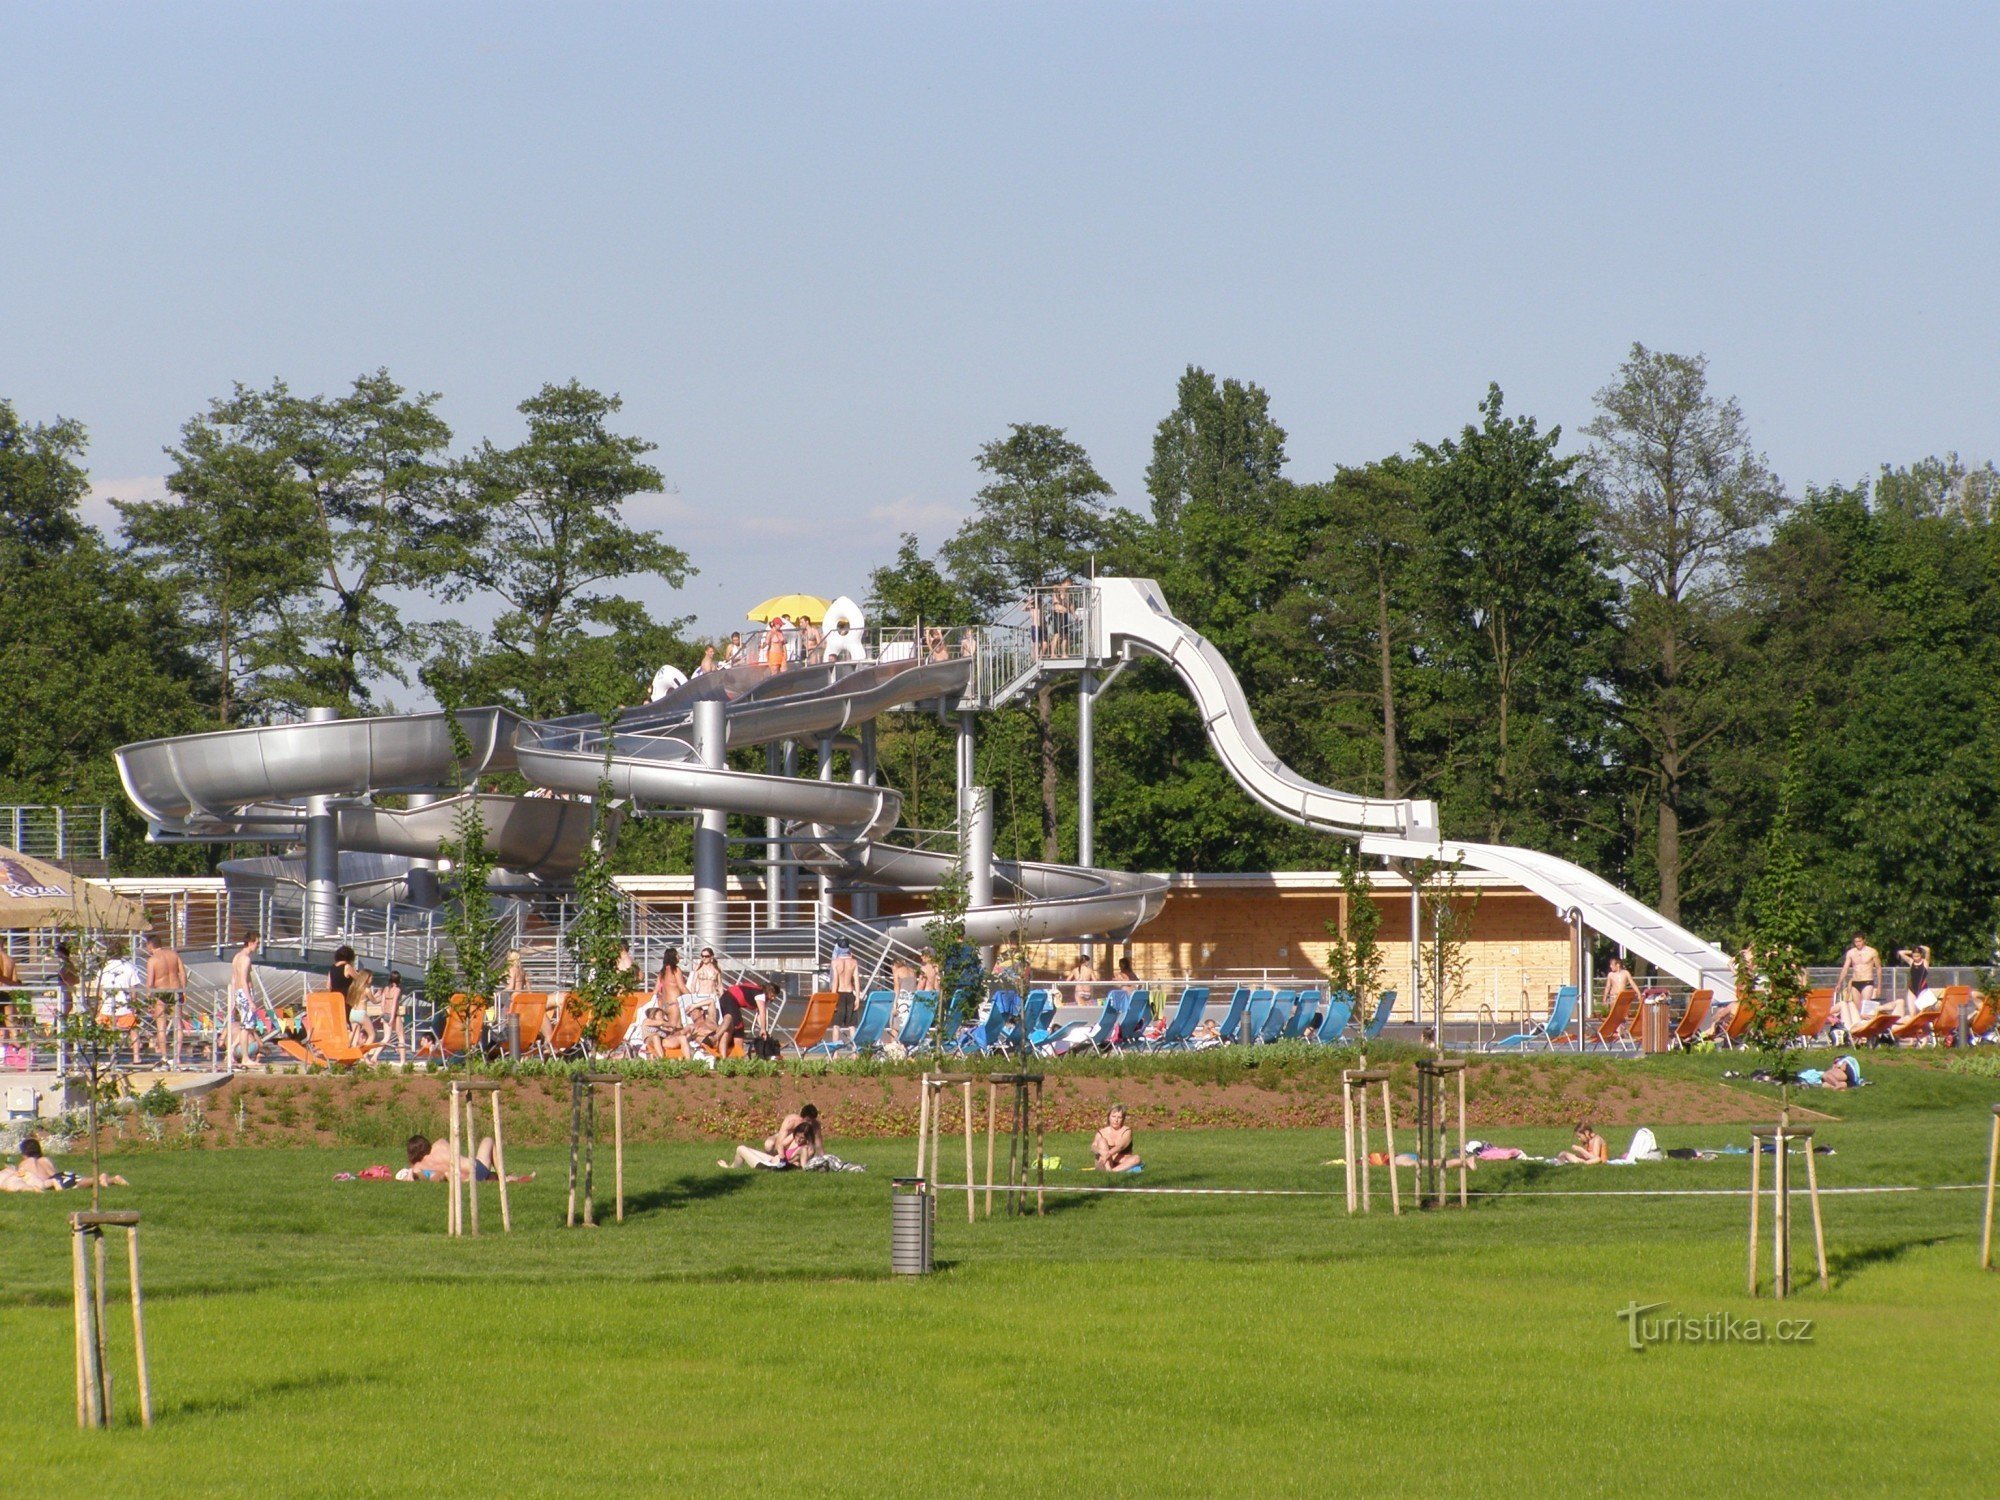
[
  {"xmin": 1799, "ymin": 988, "xmax": 1835, "ymax": 1044},
  {"xmin": 507, "ymin": 992, "xmax": 550, "ymax": 1055},
  {"xmin": 1590, "ymin": 990, "xmax": 1637, "ymax": 1050},
  {"xmin": 419, "ymin": 1000, "xmax": 487, "ymax": 1060},
  {"xmin": 1893, "ymin": 986, "xmax": 1968, "ymax": 1047},
  {"xmin": 1960, "ymin": 994, "xmax": 1996, "ymax": 1044},
  {"xmin": 276, "ymin": 991, "xmax": 384, "ymax": 1067},
  {"xmin": 781, "ymin": 991, "xmax": 840, "ymax": 1055},
  {"xmin": 536, "ymin": 994, "xmax": 585, "ymax": 1059},
  {"xmin": 589, "ymin": 994, "xmax": 643, "ymax": 1057},
  {"xmin": 1670, "ymin": 990, "xmax": 1713, "ymax": 1050}
]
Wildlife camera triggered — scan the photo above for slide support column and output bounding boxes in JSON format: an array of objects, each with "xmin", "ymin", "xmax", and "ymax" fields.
[
  {"xmin": 694, "ymin": 699, "xmax": 728, "ymax": 958},
  {"xmin": 304, "ymin": 707, "xmax": 340, "ymax": 943}
]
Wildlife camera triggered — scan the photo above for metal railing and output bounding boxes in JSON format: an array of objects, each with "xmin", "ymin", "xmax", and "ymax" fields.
[{"xmin": 3, "ymin": 805, "xmax": 110, "ymax": 864}]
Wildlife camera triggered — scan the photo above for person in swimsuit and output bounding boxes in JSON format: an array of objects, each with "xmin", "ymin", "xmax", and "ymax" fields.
[
  {"xmin": 227, "ymin": 932, "xmax": 262, "ymax": 1070},
  {"xmin": 765, "ymin": 617, "xmax": 790, "ymax": 673},
  {"xmin": 828, "ymin": 944, "xmax": 859, "ymax": 1031},
  {"xmin": 1895, "ymin": 945, "xmax": 1937, "ymax": 1018},
  {"xmin": 1089, "ymin": 1106, "xmax": 1142, "ymax": 1172},
  {"xmin": 718, "ymin": 1104, "xmax": 822, "ymax": 1170},
  {"xmin": 402, "ymin": 1133, "xmax": 533, "ymax": 1183},
  {"xmin": 1832, "ymin": 934, "xmax": 1883, "ymax": 1036},
  {"xmin": 145, "ymin": 936, "xmax": 189, "ymax": 1067},
  {"xmin": 1558, "ymin": 1123, "xmax": 1610, "ymax": 1164}
]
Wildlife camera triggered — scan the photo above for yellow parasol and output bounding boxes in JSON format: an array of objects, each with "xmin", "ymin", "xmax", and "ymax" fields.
[{"xmin": 746, "ymin": 593, "xmax": 832, "ymax": 623}]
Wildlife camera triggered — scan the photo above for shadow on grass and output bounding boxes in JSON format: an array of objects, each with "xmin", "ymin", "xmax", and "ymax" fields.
[
  {"xmin": 1827, "ymin": 1233, "xmax": 1955, "ymax": 1289},
  {"xmin": 166, "ymin": 1367, "xmax": 375, "ymax": 1420},
  {"xmin": 623, "ymin": 1170, "xmax": 756, "ymax": 1219}
]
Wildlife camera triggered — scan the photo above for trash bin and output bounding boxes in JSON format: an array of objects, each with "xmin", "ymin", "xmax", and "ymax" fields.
[
  {"xmin": 1641, "ymin": 999, "xmax": 1670, "ymax": 1054},
  {"xmin": 891, "ymin": 1177, "xmax": 933, "ymax": 1275}
]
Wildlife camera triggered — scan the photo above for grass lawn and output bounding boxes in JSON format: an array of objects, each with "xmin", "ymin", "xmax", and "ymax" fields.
[{"xmin": 3, "ymin": 1059, "xmax": 1997, "ymax": 1497}]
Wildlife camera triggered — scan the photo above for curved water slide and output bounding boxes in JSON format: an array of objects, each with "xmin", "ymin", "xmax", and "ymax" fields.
[
  {"xmin": 1091, "ymin": 577, "xmax": 1737, "ymax": 1000},
  {"xmin": 517, "ymin": 656, "xmax": 1166, "ymax": 945},
  {"xmin": 116, "ymin": 654, "xmax": 1165, "ymax": 948}
]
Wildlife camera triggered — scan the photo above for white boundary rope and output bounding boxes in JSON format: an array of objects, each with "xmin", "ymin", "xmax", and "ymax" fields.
[{"xmin": 928, "ymin": 1181, "xmax": 1988, "ymax": 1199}]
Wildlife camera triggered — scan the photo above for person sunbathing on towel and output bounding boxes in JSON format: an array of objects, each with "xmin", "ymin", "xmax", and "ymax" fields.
[
  {"xmin": 401, "ymin": 1133, "xmax": 534, "ymax": 1183},
  {"xmin": 719, "ymin": 1104, "xmax": 822, "ymax": 1170},
  {"xmin": 0, "ymin": 1136, "xmax": 128, "ymax": 1191},
  {"xmin": 1557, "ymin": 1122, "xmax": 1609, "ymax": 1164},
  {"xmin": 1089, "ymin": 1106, "xmax": 1142, "ymax": 1173}
]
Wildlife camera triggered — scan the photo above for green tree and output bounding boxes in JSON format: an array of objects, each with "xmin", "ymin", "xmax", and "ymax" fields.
[
  {"xmin": 568, "ymin": 772, "xmax": 631, "ymax": 1037},
  {"xmin": 1586, "ymin": 345, "xmax": 1786, "ymax": 920},
  {"xmin": 1416, "ymin": 385, "xmax": 1615, "ymax": 851},
  {"xmin": 1738, "ymin": 702, "xmax": 1817, "ymax": 1116},
  {"xmin": 117, "ymin": 410, "xmax": 319, "ymax": 723},
  {"xmin": 198, "ymin": 371, "xmax": 461, "ymax": 712},
  {"xmin": 436, "ymin": 381, "xmax": 692, "ymax": 719},
  {"xmin": 867, "ymin": 532, "xmax": 975, "ymax": 627},
  {"xmin": 941, "ymin": 422, "xmax": 1114, "ymax": 859},
  {"xmin": 1323, "ymin": 845, "xmax": 1384, "ymax": 1048},
  {"xmin": 0, "ymin": 401, "xmax": 212, "ymax": 871}
]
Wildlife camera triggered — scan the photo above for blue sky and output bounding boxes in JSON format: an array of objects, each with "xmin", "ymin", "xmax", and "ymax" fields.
[{"xmin": 7, "ymin": 2, "xmax": 1997, "ymax": 684}]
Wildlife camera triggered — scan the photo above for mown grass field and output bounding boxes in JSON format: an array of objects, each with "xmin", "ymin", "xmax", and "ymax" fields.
[{"xmin": 3, "ymin": 1056, "xmax": 1996, "ymax": 1497}]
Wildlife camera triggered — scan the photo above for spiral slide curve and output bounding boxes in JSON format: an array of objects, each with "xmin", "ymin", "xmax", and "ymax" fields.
[
  {"xmin": 1092, "ymin": 577, "xmax": 1738, "ymax": 1001},
  {"xmin": 115, "ymin": 655, "xmax": 1167, "ymax": 951}
]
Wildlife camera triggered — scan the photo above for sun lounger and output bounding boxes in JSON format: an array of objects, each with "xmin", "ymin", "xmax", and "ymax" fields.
[
  {"xmin": 1147, "ymin": 986, "xmax": 1210, "ymax": 1049},
  {"xmin": 1214, "ymin": 986, "xmax": 1253, "ymax": 1043},
  {"xmin": 1590, "ymin": 990, "xmax": 1638, "ymax": 1051},
  {"xmin": 1493, "ymin": 986, "xmax": 1579, "ymax": 1051},
  {"xmin": 1021, "ymin": 989, "xmax": 1057, "ymax": 1049},
  {"xmin": 803, "ymin": 990, "xmax": 892, "ymax": 1057},
  {"xmin": 1798, "ymin": 988, "xmax": 1835, "ymax": 1044},
  {"xmin": 1245, "ymin": 988, "xmax": 1279, "ymax": 1042},
  {"xmin": 507, "ymin": 993, "xmax": 550, "ymax": 1055},
  {"xmin": 1277, "ymin": 989, "xmax": 1316, "ymax": 1041},
  {"xmin": 1669, "ymin": 989, "xmax": 1713, "ymax": 1051},
  {"xmin": 419, "ymin": 997, "xmax": 486, "ymax": 1060},
  {"xmin": 781, "ymin": 991, "xmax": 840, "ymax": 1055},
  {"xmin": 1116, "ymin": 989, "xmax": 1152, "ymax": 1047},
  {"xmin": 894, "ymin": 992, "xmax": 938, "ymax": 1051},
  {"xmin": 1362, "ymin": 989, "xmax": 1398, "ymax": 1043},
  {"xmin": 1311, "ymin": 991, "xmax": 1355, "ymax": 1043}
]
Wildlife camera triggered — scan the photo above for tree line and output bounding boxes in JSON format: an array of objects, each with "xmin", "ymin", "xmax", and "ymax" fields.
[
  {"xmin": 865, "ymin": 348, "xmax": 2000, "ymax": 965},
  {"xmin": 6, "ymin": 349, "xmax": 1999, "ymax": 962}
]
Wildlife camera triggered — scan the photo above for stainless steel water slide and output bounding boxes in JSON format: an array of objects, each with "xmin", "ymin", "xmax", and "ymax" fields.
[
  {"xmin": 1090, "ymin": 577, "xmax": 1738, "ymax": 1000},
  {"xmin": 115, "ymin": 653, "xmax": 1167, "ymax": 953}
]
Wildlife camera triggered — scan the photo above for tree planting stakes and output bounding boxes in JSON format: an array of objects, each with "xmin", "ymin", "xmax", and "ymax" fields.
[
  {"xmin": 983, "ymin": 1072, "xmax": 1046, "ymax": 1218},
  {"xmin": 69, "ymin": 1209, "xmax": 151, "ymax": 1430},
  {"xmin": 446, "ymin": 1078, "xmax": 512, "ymax": 1237},
  {"xmin": 1414, "ymin": 1057, "xmax": 1469, "ymax": 1210},
  {"xmin": 1341, "ymin": 1067, "xmax": 1401, "ymax": 1216},
  {"xmin": 915, "ymin": 1072, "xmax": 978, "ymax": 1225},
  {"xmin": 567, "ymin": 1072, "xmax": 625, "ymax": 1228},
  {"xmin": 1747, "ymin": 1123, "xmax": 1828, "ymax": 1298},
  {"xmin": 1981, "ymin": 1103, "xmax": 1999, "ymax": 1270}
]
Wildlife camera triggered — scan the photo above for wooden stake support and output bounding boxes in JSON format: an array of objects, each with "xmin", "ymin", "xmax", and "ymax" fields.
[
  {"xmin": 567, "ymin": 1073, "xmax": 625, "ymax": 1227},
  {"xmin": 1342, "ymin": 1068, "xmax": 1401, "ymax": 1216},
  {"xmin": 1747, "ymin": 1123, "xmax": 1828, "ymax": 1297},
  {"xmin": 1414, "ymin": 1058, "xmax": 1470, "ymax": 1210},
  {"xmin": 984, "ymin": 1072, "xmax": 1046, "ymax": 1217},
  {"xmin": 916, "ymin": 1073, "xmax": 978, "ymax": 1224},
  {"xmin": 1981, "ymin": 1103, "xmax": 1999, "ymax": 1271},
  {"xmin": 69, "ymin": 1210, "xmax": 150, "ymax": 1430},
  {"xmin": 446, "ymin": 1079, "xmax": 511, "ymax": 1236}
]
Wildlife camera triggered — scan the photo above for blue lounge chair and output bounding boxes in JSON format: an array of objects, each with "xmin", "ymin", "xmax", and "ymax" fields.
[
  {"xmin": 894, "ymin": 991, "xmax": 938, "ymax": 1051},
  {"xmin": 1148, "ymin": 986, "xmax": 1210, "ymax": 1049},
  {"xmin": 1361, "ymin": 989, "xmax": 1398, "ymax": 1043},
  {"xmin": 1046, "ymin": 989, "xmax": 1126, "ymax": 1055},
  {"xmin": 1245, "ymin": 988, "xmax": 1278, "ymax": 1042},
  {"xmin": 1311, "ymin": 992, "xmax": 1355, "ymax": 1043},
  {"xmin": 1492, "ymin": 986, "xmax": 1579, "ymax": 1050},
  {"xmin": 1256, "ymin": 990, "xmax": 1294, "ymax": 1043},
  {"xmin": 1279, "ymin": 989, "xmax": 1318, "ymax": 1040},
  {"xmin": 1214, "ymin": 987, "xmax": 1252, "ymax": 1044},
  {"xmin": 802, "ymin": 990, "xmax": 892, "ymax": 1057},
  {"xmin": 951, "ymin": 990, "xmax": 1018, "ymax": 1054},
  {"xmin": 1115, "ymin": 989, "xmax": 1153, "ymax": 1047},
  {"xmin": 1021, "ymin": 989, "xmax": 1057, "ymax": 1049}
]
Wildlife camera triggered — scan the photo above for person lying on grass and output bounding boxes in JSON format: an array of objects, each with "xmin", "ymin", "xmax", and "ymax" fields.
[
  {"xmin": 400, "ymin": 1134, "xmax": 535, "ymax": 1184},
  {"xmin": 718, "ymin": 1103, "xmax": 822, "ymax": 1170},
  {"xmin": 1556, "ymin": 1123, "xmax": 1609, "ymax": 1164},
  {"xmin": 0, "ymin": 1135, "xmax": 128, "ymax": 1192},
  {"xmin": 1088, "ymin": 1107, "xmax": 1142, "ymax": 1173}
]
